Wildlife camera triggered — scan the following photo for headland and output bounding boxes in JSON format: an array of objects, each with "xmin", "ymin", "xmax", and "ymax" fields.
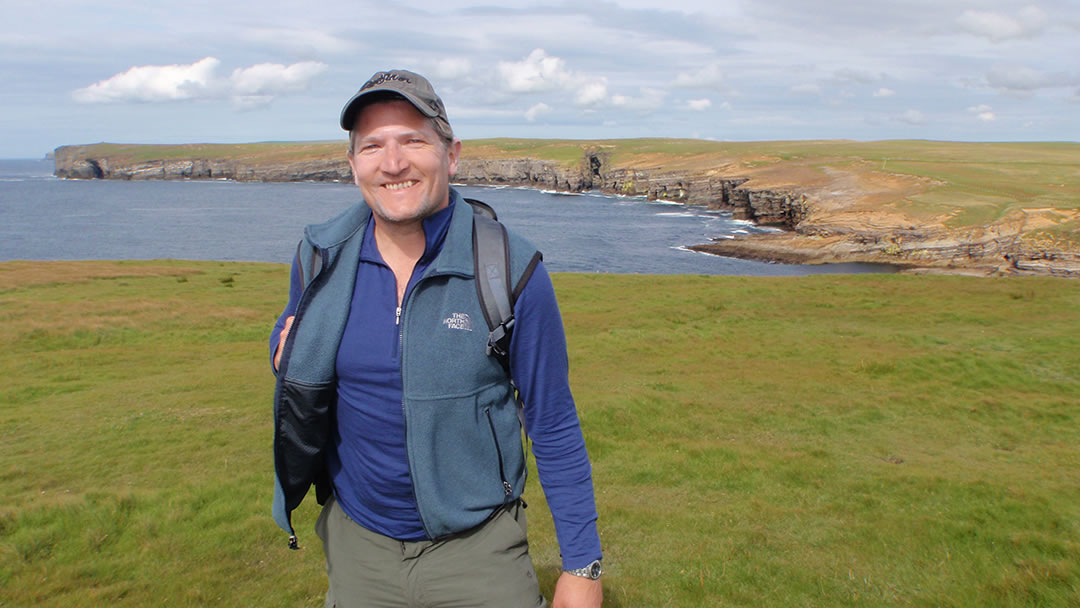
[{"xmin": 53, "ymin": 139, "xmax": 1080, "ymax": 277}]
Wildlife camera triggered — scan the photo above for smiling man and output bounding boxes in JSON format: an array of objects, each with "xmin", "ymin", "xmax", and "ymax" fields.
[{"xmin": 270, "ymin": 70, "xmax": 603, "ymax": 608}]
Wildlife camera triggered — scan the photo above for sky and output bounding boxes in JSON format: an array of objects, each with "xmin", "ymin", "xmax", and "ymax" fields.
[{"xmin": 2, "ymin": 0, "xmax": 1078, "ymax": 158}]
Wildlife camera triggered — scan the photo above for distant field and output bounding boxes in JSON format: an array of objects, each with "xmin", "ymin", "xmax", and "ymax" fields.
[{"xmin": 3, "ymin": 261, "xmax": 1078, "ymax": 606}]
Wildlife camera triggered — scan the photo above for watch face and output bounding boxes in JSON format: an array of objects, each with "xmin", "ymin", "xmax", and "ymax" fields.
[{"xmin": 588, "ymin": 561, "xmax": 602, "ymax": 578}]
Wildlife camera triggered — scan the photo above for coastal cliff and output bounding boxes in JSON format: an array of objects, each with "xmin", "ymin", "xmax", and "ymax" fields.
[{"xmin": 53, "ymin": 140, "xmax": 1080, "ymax": 277}]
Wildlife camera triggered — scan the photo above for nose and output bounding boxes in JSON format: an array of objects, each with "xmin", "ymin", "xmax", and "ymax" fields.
[{"xmin": 379, "ymin": 140, "xmax": 409, "ymax": 175}]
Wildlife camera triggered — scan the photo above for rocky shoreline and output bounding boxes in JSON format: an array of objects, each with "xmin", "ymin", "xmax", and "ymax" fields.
[{"xmin": 53, "ymin": 143, "xmax": 1080, "ymax": 277}]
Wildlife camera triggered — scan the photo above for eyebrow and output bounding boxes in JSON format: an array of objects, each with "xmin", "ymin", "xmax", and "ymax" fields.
[{"xmin": 357, "ymin": 129, "xmax": 429, "ymax": 145}]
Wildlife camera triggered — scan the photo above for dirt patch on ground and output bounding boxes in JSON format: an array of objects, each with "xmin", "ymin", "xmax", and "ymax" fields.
[{"xmin": 0, "ymin": 261, "xmax": 199, "ymax": 290}]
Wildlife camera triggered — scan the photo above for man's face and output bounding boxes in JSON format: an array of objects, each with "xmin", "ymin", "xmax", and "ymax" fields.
[{"xmin": 347, "ymin": 99, "xmax": 461, "ymax": 227}]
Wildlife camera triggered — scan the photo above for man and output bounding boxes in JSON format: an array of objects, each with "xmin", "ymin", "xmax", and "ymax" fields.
[{"xmin": 270, "ymin": 69, "xmax": 603, "ymax": 608}]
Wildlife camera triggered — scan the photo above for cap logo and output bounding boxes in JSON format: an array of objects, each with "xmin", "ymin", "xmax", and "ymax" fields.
[{"xmin": 362, "ymin": 72, "xmax": 412, "ymax": 90}]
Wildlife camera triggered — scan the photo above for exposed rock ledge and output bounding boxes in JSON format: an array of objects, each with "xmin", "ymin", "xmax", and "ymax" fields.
[{"xmin": 53, "ymin": 144, "xmax": 1079, "ymax": 277}]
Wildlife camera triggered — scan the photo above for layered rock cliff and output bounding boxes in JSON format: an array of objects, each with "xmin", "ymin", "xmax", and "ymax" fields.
[{"xmin": 53, "ymin": 145, "xmax": 352, "ymax": 182}]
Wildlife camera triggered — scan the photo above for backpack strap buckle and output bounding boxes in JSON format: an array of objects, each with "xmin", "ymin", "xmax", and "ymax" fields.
[{"xmin": 486, "ymin": 316, "xmax": 516, "ymax": 358}]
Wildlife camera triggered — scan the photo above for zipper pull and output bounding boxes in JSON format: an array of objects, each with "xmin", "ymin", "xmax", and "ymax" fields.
[
  {"xmin": 395, "ymin": 306, "xmax": 402, "ymax": 326},
  {"xmin": 503, "ymin": 481, "xmax": 513, "ymax": 496}
]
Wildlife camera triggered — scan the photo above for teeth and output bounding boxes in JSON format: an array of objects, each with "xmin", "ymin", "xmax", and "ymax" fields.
[{"xmin": 384, "ymin": 180, "xmax": 416, "ymax": 191}]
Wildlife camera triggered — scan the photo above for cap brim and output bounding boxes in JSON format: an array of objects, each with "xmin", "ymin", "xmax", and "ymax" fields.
[{"xmin": 339, "ymin": 87, "xmax": 440, "ymax": 131}]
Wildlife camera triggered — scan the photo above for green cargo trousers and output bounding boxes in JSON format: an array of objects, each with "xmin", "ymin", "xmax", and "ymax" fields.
[{"xmin": 314, "ymin": 496, "xmax": 547, "ymax": 608}]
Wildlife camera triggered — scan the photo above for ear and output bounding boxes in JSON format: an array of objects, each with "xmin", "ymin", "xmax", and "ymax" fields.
[
  {"xmin": 446, "ymin": 138, "xmax": 462, "ymax": 177},
  {"xmin": 346, "ymin": 148, "xmax": 361, "ymax": 187}
]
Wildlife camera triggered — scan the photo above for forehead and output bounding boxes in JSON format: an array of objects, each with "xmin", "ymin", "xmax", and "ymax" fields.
[{"xmin": 351, "ymin": 99, "xmax": 431, "ymax": 136}]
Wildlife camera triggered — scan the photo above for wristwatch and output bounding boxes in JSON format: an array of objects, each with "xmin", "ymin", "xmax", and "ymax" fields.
[{"xmin": 565, "ymin": 559, "xmax": 603, "ymax": 580}]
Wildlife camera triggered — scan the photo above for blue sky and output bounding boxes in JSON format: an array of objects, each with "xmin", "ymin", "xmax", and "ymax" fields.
[{"xmin": 2, "ymin": 0, "xmax": 1078, "ymax": 158}]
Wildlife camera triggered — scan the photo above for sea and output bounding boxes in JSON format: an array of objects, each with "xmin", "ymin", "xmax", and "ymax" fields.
[{"xmin": 0, "ymin": 158, "xmax": 897, "ymax": 275}]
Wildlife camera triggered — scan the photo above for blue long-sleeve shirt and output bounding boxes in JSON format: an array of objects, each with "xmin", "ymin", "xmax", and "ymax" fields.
[{"xmin": 271, "ymin": 198, "xmax": 601, "ymax": 569}]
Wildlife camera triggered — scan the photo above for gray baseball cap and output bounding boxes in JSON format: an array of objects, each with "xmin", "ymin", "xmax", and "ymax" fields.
[{"xmin": 340, "ymin": 69, "xmax": 450, "ymax": 131}]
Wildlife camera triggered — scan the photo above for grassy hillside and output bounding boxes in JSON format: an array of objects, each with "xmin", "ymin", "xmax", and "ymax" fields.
[{"xmin": 3, "ymin": 262, "xmax": 1079, "ymax": 606}]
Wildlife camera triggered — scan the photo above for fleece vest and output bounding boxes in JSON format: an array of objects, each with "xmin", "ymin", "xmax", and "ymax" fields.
[{"xmin": 272, "ymin": 190, "xmax": 540, "ymax": 542}]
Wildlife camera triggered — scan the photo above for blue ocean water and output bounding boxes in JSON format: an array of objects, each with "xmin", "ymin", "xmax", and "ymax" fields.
[{"xmin": 0, "ymin": 159, "xmax": 896, "ymax": 275}]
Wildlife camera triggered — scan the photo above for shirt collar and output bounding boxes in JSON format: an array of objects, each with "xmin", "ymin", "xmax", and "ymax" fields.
[{"xmin": 358, "ymin": 194, "xmax": 457, "ymax": 266}]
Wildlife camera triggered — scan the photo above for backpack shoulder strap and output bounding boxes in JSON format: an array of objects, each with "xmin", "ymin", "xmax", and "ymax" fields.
[
  {"xmin": 468, "ymin": 198, "xmax": 543, "ymax": 462},
  {"xmin": 469, "ymin": 200, "xmax": 513, "ymax": 366},
  {"xmin": 467, "ymin": 198, "xmax": 540, "ymax": 372}
]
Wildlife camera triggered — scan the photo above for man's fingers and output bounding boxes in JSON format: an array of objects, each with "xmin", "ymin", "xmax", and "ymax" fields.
[{"xmin": 274, "ymin": 316, "xmax": 295, "ymax": 371}]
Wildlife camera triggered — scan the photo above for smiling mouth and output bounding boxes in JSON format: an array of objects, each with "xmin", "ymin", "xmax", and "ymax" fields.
[{"xmin": 383, "ymin": 180, "xmax": 417, "ymax": 191}]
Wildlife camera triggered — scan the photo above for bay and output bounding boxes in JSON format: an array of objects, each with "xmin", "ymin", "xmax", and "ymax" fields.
[{"xmin": 0, "ymin": 159, "xmax": 895, "ymax": 275}]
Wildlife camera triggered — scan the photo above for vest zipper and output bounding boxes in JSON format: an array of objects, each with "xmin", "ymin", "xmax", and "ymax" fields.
[
  {"xmin": 398, "ymin": 289, "xmax": 430, "ymax": 536},
  {"xmin": 275, "ymin": 245, "xmax": 328, "ymax": 548},
  {"xmin": 485, "ymin": 408, "xmax": 513, "ymax": 500}
]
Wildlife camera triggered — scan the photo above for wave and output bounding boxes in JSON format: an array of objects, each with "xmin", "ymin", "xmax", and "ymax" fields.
[
  {"xmin": 0, "ymin": 176, "xmax": 58, "ymax": 182},
  {"xmin": 539, "ymin": 189, "xmax": 584, "ymax": 196},
  {"xmin": 671, "ymin": 245, "xmax": 729, "ymax": 256},
  {"xmin": 655, "ymin": 211, "xmax": 700, "ymax": 218}
]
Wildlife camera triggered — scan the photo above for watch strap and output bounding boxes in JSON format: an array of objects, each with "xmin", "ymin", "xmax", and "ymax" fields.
[{"xmin": 565, "ymin": 559, "xmax": 602, "ymax": 579}]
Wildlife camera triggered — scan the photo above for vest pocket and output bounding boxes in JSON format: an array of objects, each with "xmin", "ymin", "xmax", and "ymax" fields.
[
  {"xmin": 404, "ymin": 384, "xmax": 524, "ymax": 536},
  {"xmin": 275, "ymin": 379, "xmax": 335, "ymax": 511}
]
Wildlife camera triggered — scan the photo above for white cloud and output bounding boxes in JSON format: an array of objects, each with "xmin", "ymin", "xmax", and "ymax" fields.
[
  {"xmin": 493, "ymin": 49, "xmax": 615, "ymax": 108},
  {"xmin": 524, "ymin": 102, "xmax": 552, "ymax": 122},
  {"xmin": 496, "ymin": 48, "xmax": 612, "ymax": 107},
  {"xmin": 229, "ymin": 61, "xmax": 326, "ymax": 108},
  {"xmin": 72, "ymin": 57, "xmax": 221, "ymax": 103},
  {"xmin": 230, "ymin": 61, "xmax": 327, "ymax": 96},
  {"xmin": 967, "ymin": 104, "xmax": 996, "ymax": 122},
  {"xmin": 957, "ymin": 6, "xmax": 1048, "ymax": 42},
  {"xmin": 610, "ymin": 87, "xmax": 667, "ymax": 112},
  {"xmin": 790, "ymin": 83, "xmax": 823, "ymax": 96},
  {"xmin": 497, "ymin": 49, "xmax": 574, "ymax": 93},
  {"xmin": 574, "ymin": 79, "xmax": 609, "ymax": 107},
  {"xmin": 873, "ymin": 87, "xmax": 896, "ymax": 97},
  {"xmin": 73, "ymin": 57, "xmax": 326, "ymax": 108},
  {"xmin": 434, "ymin": 58, "xmax": 472, "ymax": 80},
  {"xmin": 685, "ymin": 98, "xmax": 712, "ymax": 111},
  {"xmin": 673, "ymin": 62, "xmax": 725, "ymax": 89},
  {"xmin": 900, "ymin": 109, "xmax": 926, "ymax": 125}
]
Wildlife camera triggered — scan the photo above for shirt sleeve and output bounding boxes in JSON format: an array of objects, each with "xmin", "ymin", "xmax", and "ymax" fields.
[
  {"xmin": 508, "ymin": 260, "xmax": 603, "ymax": 571},
  {"xmin": 269, "ymin": 252, "xmax": 303, "ymax": 374}
]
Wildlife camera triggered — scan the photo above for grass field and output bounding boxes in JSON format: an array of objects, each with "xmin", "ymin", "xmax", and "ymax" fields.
[{"xmin": 2, "ymin": 261, "xmax": 1079, "ymax": 606}]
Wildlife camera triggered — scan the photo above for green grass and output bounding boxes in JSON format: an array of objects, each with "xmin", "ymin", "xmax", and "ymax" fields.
[
  {"xmin": 2, "ymin": 262, "xmax": 1079, "ymax": 606},
  {"xmin": 59, "ymin": 141, "xmax": 346, "ymax": 164}
]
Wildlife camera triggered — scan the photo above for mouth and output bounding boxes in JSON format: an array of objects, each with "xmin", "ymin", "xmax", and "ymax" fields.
[{"xmin": 383, "ymin": 180, "xmax": 417, "ymax": 191}]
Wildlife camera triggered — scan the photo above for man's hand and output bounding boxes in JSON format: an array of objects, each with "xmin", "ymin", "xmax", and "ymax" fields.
[
  {"xmin": 552, "ymin": 572, "xmax": 602, "ymax": 608},
  {"xmin": 273, "ymin": 315, "xmax": 295, "ymax": 371}
]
